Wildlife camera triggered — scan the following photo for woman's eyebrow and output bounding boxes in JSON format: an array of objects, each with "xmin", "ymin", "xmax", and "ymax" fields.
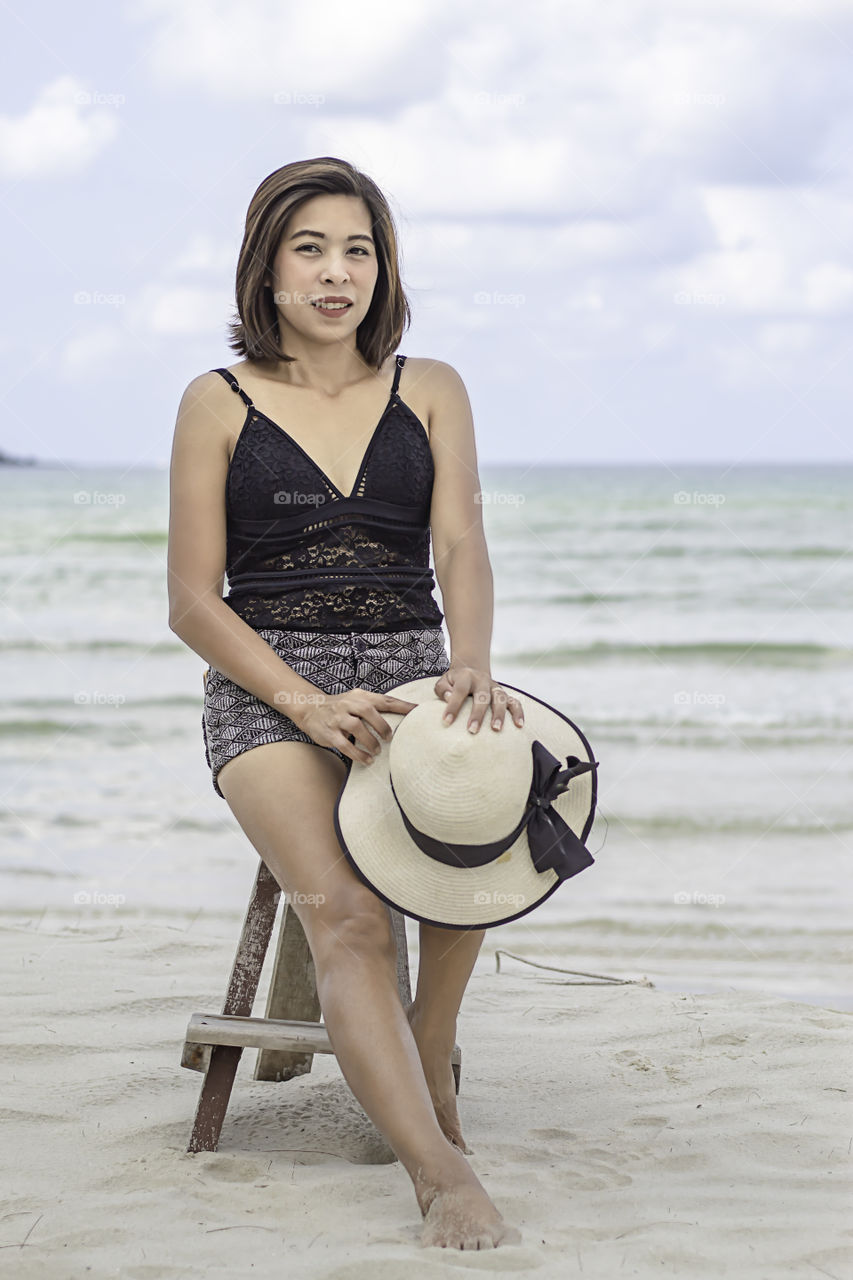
[{"xmin": 288, "ymin": 229, "xmax": 375, "ymax": 244}]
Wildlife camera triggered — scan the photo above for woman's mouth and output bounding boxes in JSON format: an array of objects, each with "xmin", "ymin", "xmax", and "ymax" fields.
[{"xmin": 311, "ymin": 299, "xmax": 353, "ymax": 316}]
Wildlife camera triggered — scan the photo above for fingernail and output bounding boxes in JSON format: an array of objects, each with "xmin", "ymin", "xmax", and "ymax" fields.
[
  {"xmin": 443, "ymin": 712, "xmax": 453, "ymax": 723},
  {"xmin": 492, "ymin": 719, "xmax": 502, "ymax": 730},
  {"xmin": 468, "ymin": 721, "xmax": 478, "ymax": 733}
]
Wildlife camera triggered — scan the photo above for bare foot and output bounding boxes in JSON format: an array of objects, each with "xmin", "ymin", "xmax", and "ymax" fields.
[
  {"xmin": 415, "ymin": 1152, "xmax": 522, "ymax": 1250},
  {"xmin": 404, "ymin": 1002, "xmax": 470, "ymax": 1153}
]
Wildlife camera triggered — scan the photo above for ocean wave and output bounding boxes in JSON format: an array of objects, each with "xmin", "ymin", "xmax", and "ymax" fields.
[
  {"xmin": 605, "ymin": 814, "xmax": 852, "ymax": 837},
  {"xmin": 61, "ymin": 531, "xmax": 168, "ymax": 546},
  {"xmin": 0, "ymin": 719, "xmax": 100, "ymax": 737},
  {"xmin": 523, "ymin": 916, "xmax": 853, "ymax": 939},
  {"xmin": 508, "ymin": 542, "xmax": 851, "ymax": 561},
  {"xmin": 0, "ymin": 638, "xmax": 183, "ymax": 655},
  {"xmin": 504, "ymin": 640, "xmax": 853, "ymax": 665}
]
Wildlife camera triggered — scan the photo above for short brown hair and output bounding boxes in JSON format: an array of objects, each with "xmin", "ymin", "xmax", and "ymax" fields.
[{"xmin": 227, "ymin": 156, "xmax": 412, "ymax": 369}]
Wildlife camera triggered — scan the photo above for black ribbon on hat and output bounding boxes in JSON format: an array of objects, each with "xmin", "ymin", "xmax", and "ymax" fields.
[{"xmin": 388, "ymin": 739, "xmax": 598, "ymax": 882}]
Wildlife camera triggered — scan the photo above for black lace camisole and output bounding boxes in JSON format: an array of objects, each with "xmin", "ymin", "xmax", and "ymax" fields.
[{"xmin": 211, "ymin": 355, "xmax": 445, "ymax": 634}]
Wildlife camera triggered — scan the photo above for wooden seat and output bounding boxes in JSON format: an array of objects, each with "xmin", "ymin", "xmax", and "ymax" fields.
[{"xmin": 181, "ymin": 858, "xmax": 462, "ymax": 1152}]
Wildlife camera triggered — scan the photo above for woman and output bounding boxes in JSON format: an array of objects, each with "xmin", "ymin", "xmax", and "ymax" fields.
[{"xmin": 167, "ymin": 157, "xmax": 524, "ymax": 1250}]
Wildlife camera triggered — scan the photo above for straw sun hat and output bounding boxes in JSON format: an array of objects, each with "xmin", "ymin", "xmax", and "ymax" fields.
[{"xmin": 332, "ymin": 676, "xmax": 599, "ymax": 930}]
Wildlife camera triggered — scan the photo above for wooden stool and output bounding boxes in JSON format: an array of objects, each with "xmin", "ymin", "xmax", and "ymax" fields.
[{"xmin": 181, "ymin": 858, "xmax": 462, "ymax": 1152}]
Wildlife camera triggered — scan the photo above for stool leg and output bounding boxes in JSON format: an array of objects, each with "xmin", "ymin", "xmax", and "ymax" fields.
[
  {"xmin": 390, "ymin": 909, "xmax": 412, "ymax": 1005},
  {"xmin": 254, "ymin": 902, "xmax": 321, "ymax": 1081},
  {"xmin": 187, "ymin": 859, "xmax": 281, "ymax": 1153}
]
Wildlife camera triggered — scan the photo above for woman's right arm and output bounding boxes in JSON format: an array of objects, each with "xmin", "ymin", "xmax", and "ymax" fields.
[{"xmin": 166, "ymin": 371, "xmax": 322, "ymax": 727}]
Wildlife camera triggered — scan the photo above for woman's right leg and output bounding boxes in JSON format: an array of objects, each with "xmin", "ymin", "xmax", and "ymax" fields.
[{"xmin": 216, "ymin": 738, "xmax": 521, "ymax": 1250}]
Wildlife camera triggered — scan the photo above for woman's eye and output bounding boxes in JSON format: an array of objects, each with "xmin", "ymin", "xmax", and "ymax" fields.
[{"xmin": 295, "ymin": 244, "xmax": 368, "ymax": 255}]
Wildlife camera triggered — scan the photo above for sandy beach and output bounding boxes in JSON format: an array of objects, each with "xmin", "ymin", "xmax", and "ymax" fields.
[{"xmin": 1, "ymin": 911, "xmax": 850, "ymax": 1278}]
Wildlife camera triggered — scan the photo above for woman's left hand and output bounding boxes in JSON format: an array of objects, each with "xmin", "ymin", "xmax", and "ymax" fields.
[{"xmin": 433, "ymin": 664, "xmax": 525, "ymax": 734}]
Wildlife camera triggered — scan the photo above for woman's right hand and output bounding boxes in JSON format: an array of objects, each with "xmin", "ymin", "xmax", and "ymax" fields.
[{"xmin": 296, "ymin": 689, "xmax": 419, "ymax": 765}]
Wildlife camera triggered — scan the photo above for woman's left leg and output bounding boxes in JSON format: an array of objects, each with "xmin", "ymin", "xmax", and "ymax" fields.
[
  {"xmin": 359, "ymin": 626, "xmax": 485, "ymax": 1148},
  {"xmin": 405, "ymin": 923, "xmax": 487, "ymax": 1152}
]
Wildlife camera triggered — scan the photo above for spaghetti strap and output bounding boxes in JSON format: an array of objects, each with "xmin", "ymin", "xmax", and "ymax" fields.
[
  {"xmin": 390, "ymin": 353, "xmax": 406, "ymax": 398},
  {"xmin": 211, "ymin": 367, "xmax": 254, "ymax": 409}
]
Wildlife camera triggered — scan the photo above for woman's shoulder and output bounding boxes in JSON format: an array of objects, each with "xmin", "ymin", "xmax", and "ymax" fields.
[
  {"xmin": 172, "ymin": 367, "xmax": 247, "ymax": 454},
  {"xmin": 401, "ymin": 356, "xmax": 464, "ymax": 385},
  {"xmin": 400, "ymin": 357, "xmax": 468, "ymax": 420},
  {"xmin": 179, "ymin": 366, "xmax": 237, "ymax": 401},
  {"xmin": 402, "ymin": 357, "xmax": 471, "ymax": 426}
]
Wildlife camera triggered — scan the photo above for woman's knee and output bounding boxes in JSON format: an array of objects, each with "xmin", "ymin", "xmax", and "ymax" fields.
[{"xmin": 298, "ymin": 889, "xmax": 397, "ymax": 966}]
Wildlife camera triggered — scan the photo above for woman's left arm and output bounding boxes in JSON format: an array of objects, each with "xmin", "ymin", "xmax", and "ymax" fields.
[{"xmin": 424, "ymin": 360, "xmax": 525, "ymax": 736}]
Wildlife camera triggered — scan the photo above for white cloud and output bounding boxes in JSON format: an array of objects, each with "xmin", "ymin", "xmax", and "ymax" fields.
[
  {"xmin": 0, "ymin": 76, "xmax": 121, "ymax": 179},
  {"xmin": 60, "ymin": 327, "xmax": 125, "ymax": 378},
  {"xmin": 803, "ymin": 263, "xmax": 853, "ymax": 314},
  {"xmin": 10, "ymin": 0, "xmax": 853, "ymax": 460},
  {"xmin": 166, "ymin": 233, "xmax": 239, "ymax": 274},
  {"xmin": 134, "ymin": 0, "xmax": 446, "ymax": 105},
  {"xmin": 757, "ymin": 322, "xmax": 816, "ymax": 353},
  {"xmin": 143, "ymin": 285, "xmax": 233, "ymax": 336},
  {"xmin": 672, "ymin": 186, "xmax": 853, "ymax": 315}
]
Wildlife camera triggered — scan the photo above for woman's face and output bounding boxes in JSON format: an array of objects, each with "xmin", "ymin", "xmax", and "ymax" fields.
[{"xmin": 266, "ymin": 193, "xmax": 380, "ymax": 348}]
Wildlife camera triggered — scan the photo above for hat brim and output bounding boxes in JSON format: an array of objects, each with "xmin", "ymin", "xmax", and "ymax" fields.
[{"xmin": 333, "ymin": 676, "xmax": 597, "ymax": 929}]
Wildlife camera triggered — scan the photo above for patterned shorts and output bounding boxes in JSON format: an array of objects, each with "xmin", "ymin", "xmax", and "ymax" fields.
[{"xmin": 202, "ymin": 625, "xmax": 451, "ymax": 799}]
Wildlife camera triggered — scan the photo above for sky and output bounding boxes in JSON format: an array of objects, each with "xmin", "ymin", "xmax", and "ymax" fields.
[{"xmin": 2, "ymin": 0, "xmax": 853, "ymax": 468}]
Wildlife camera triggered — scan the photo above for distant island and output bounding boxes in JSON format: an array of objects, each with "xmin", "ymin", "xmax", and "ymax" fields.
[{"xmin": 0, "ymin": 447, "xmax": 37, "ymax": 466}]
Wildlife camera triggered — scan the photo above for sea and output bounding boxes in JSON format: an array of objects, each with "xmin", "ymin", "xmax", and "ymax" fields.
[{"xmin": 1, "ymin": 463, "xmax": 850, "ymax": 1012}]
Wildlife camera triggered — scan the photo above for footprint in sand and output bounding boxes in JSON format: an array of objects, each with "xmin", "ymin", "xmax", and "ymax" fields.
[
  {"xmin": 518, "ymin": 1129, "xmax": 638, "ymax": 1190},
  {"xmin": 614, "ymin": 1048, "xmax": 655, "ymax": 1072}
]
